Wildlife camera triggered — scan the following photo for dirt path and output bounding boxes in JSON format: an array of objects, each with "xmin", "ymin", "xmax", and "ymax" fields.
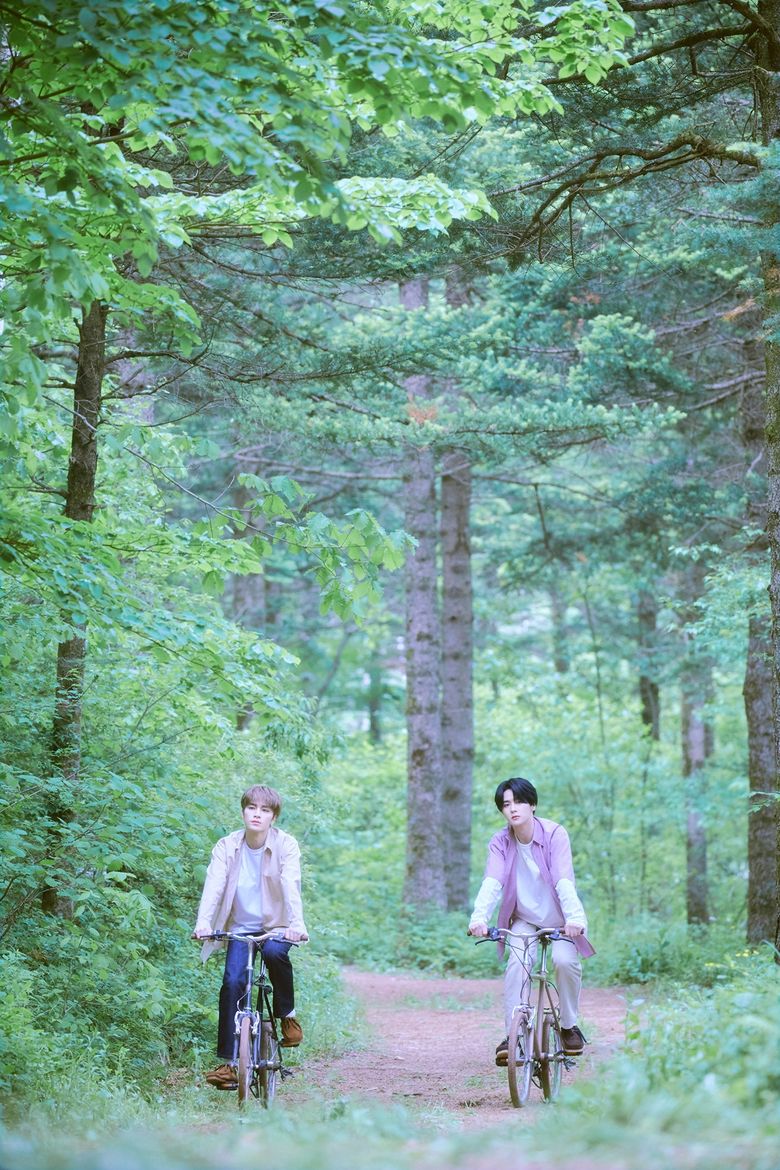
[{"xmin": 286, "ymin": 968, "xmax": 627, "ymax": 1127}]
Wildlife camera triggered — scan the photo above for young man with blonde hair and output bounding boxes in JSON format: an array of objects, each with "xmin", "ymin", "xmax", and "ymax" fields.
[{"xmin": 192, "ymin": 784, "xmax": 308, "ymax": 1089}]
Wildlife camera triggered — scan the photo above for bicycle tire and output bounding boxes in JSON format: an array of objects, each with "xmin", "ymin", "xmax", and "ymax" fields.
[
  {"xmin": 507, "ymin": 1010, "xmax": 534, "ymax": 1107},
  {"xmin": 258, "ymin": 1021, "xmax": 279, "ymax": 1106},
  {"xmin": 237, "ymin": 1015, "xmax": 253, "ymax": 1107},
  {"xmin": 538, "ymin": 1013, "xmax": 563, "ymax": 1102}
]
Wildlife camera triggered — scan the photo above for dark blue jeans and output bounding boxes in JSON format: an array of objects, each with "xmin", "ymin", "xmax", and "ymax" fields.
[{"xmin": 217, "ymin": 937, "xmax": 295, "ymax": 1060}]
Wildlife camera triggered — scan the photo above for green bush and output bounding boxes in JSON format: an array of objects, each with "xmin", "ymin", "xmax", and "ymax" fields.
[
  {"xmin": 0, "ymin": 952, "xmax": 58, "ymax": 1100},
  {"xmin": 586, "ymin": 916, "xmax": 758, "ymax": 987},
  {"xmin": 632, "ymin": 961, "xmax": 780, "ymax": 1109},
  {"xmin": 531, "ymin": 954, "xmax": 780, "ymax": 1162}
]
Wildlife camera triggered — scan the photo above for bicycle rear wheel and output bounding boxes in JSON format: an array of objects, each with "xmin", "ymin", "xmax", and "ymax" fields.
[
  {"xmin": 237, "ymin": 1015, "xmax": 253, "ymax": 1107},
  {"xmin": 258, "ymin": 1021, "xmax": 279, "ymax": 1106},
  {"xmin": 538, "ymin": 1012, "xmax": 563, "ymax": 1102},
  {"xmin": 507, "ymin": 1009, "xmax": 534, "ymax": 1107}
]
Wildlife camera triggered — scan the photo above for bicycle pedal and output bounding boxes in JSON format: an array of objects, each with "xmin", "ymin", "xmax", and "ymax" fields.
[{"xmin": 280, "ymin": 1067, "xmax": 294, "ymax": 1080}]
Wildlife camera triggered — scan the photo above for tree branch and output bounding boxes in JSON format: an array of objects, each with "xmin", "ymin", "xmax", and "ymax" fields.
[{"xmin": 625, "ymin": 24, "xmax": 750, "ymax": 65}]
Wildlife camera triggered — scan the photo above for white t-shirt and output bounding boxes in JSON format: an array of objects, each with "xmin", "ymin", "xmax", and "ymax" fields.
[
  {"xmin": 514, "ymin": 839, "xmax": 563, "ymax": 928},
  {"xmin": 230, "ymin": 842, "xmax": 265, "ymax": 931}
]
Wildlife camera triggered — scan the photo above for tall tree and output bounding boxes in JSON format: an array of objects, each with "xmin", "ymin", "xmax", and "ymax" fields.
[
  {"xmin": 401, "ymin": 277, "xmax": 446, "ymax": 909},
  {"xmin": 742, "ymin": 354, "xmax": 778, "ymax": 943},
  {"xmin": 637, "ymin": 587, "xmax": 661, "ymax": 739},
  {"xmin": 680, "ymin": 562, "xmax": 714, "ymax": 926},
  {"xmin": 755, "ymin": 0, "xmax": 780, "ymax": 954},
  {"xmin": 440, "ymin": 272, "xmax": 476, "ymax": 910},
  {"xmin": 440, "ymin": 450, "xmax": 474, "ymax": 909}
]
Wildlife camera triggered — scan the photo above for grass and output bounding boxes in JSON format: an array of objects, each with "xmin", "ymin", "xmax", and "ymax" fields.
[{"xmin": 2, "ymin": 938, "xmax": 778, "ymax": 1170}]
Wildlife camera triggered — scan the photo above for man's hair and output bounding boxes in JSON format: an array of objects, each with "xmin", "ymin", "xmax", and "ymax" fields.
[
  {"xmin": 494, "ymin": 777, "xmax": 538, "ymax": 812},
  {"xmin": 241, "ymin": 784, "xmax": 282, "ymax": 816}
]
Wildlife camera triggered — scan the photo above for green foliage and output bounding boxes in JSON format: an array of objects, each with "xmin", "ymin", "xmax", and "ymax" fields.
[
  {"xmin": 1, "ymin": 0, "xmax": 635, "ymax": 416},
  {"xmin": 587, "ymin": 919, "xmax": 761, "ymax": 987},
  {"xmin": 632, "ymin": 963, "xmax": 780, "ymax": 1109},
  {"xmin": 532, "ymin": 958, "xmax": 780, "ymax": 1163},
  {"xmin": 395, "ymin": 910, "xmax": 504, "ymax": 978},
  {"xmin": 0, "ymin": 1, "xmax": 776, "ymax": 1163}
]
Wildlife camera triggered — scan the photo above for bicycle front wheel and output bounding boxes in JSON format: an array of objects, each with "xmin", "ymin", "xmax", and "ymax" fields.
[
  {"xmin": 258, "ymin": 1021, "xmax": 279, "ymax": 1106},
  {"xmin": 237, "ymin": 1015, "xmax": 253, "ymax": 1107},
  {"xmin": 507, "ymin": 1010, "xmax": 534, "ymax": 1108},
  {"xmin": 539, "ymin": 1012, "xmax": 563, "ymax": 1102}
]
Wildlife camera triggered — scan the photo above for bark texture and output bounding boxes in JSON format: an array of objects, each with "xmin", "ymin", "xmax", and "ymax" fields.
[
  {"xmin": 549, "ymin": 587, "xmax": 570, "ymax": 675},
  {"xmin": 637, "ymin": 588, "xmax": 660, "ymax": 739},
  {"xmin": 367, "ymin": 649, "xmax": 383, "ymax": 744},
  {"xmin": 680, "ymin": 566, "xmax": 713, "ymax": 927},
  {"xmin": 51, "ymin": 300, "xmax": 107, "ymax": 787},
  {"xmin": 46, "ymin": 299, "xmax": 107, "ymax": 915},
  {"xmin": 740, "ymin": 362, "xmax": 777, "ymax": 943},
  {"xmin": 756, "ymin": 0, "xmax": 780, "ymax": 956},
  {"xmin": 440, "ymin": 451, "xmax": 474, "ymax": 909},
  {"xmin": 229, "ymin": 456, "xmax": 272, "ymax": 730},
  {"xmin": 440, "ymin": 271, "xmax": 474, "ymax": 911},
  {"xmin": 401, "ymin": 277, "xmax": 446, "ymax": 909},
  {"xmin": 744, "ymin": 616, "xmax": 777, "ymax": 941}
]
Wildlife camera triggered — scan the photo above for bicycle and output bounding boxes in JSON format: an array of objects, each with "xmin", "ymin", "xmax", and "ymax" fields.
[
  {"xmin": 476, "ymin": 925, "xmax": 575, "ymax": 1107},
  {"xmin": 200, "ymin": 929, "xmax": 300, "ymax": 1108}
]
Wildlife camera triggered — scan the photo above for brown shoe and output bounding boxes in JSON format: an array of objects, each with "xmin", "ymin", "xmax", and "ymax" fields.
[
  {"xmin": 205, "ymin": 1063, "xmax": 237, "ymax": 1089},
  {"xmin": 495, "ymin": 1039, "xmax": 509, "ymax": 1066},
  {"xmin": 560, "ymin": 1025, "xmax": 586, "ymax": 1055},
  {"xmin": 281, "ymin": 1017, "xmax": 303, "ymax": 1047}
]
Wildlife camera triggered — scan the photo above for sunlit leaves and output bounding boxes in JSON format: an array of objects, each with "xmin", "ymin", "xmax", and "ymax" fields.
[{"xmin": 0, "ymin": 0, "xmax": 635, "ymax": 409}]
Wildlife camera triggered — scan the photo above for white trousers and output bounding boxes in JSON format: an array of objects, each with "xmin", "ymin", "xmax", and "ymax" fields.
[{"xmin": 503, "ymin": 919, "xmax": 582, "ymax": 1034}]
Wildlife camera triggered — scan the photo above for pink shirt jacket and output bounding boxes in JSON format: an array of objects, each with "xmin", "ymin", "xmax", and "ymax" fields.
[
  {"xmin": 194, "ymin": 825, "xmax": 307, "ymax": 962},
  {"xmin": 484, "ymin": 818, "xmax": 596, "ymax": 959}
]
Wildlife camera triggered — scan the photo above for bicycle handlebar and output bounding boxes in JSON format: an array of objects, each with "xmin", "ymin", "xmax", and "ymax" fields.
[
  {"xmin": 196, "ymin": 929, "xmax": 305, "ymax": 945},
  {"xmin": 474, "ymin": 926, "xmax": 573, "ymax": 945}
]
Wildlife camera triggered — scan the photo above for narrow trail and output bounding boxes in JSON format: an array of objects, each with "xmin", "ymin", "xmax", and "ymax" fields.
[{"xmin": 286, "ymin": 968, "xmax": 628, "ymax": 1127}]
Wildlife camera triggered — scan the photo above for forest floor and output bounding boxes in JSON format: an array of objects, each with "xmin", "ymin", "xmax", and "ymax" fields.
[
  {"xmin": 285, "ymin": 967, "xmax": 628, "ymax": 1129},
  {"xmin": 9, "ymin": 969, "xmax": 764, "ymax": 1170}
]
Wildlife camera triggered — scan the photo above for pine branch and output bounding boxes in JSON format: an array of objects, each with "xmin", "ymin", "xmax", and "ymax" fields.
[{"xmin": 625, "ymin": 24, "xmax": 750, "ymax": 65}]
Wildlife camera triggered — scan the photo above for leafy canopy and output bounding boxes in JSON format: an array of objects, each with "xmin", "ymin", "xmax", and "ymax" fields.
[{"xmin": 0, "ymin": 0, "xmax": 634, "ymax": 409}]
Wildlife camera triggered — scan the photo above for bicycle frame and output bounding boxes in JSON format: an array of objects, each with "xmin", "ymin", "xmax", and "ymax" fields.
[
  {"xmin": 478, "ymin": 926, "xmax": 572, "ymax": 1106},
  {"xmin": 203, "ymin": 929, "xmax": 288, "ymax": 1107},
  {"xmin": 512, "ymin": 933, "xmax": 559, "ymax": 1046},
  {"xmin": 231, "ymin": 939, "xmax": 275, "ymax": 1055}
]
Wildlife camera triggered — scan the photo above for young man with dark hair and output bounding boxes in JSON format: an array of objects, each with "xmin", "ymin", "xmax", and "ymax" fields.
[
  {"xmin": 192, "ymin": 784, "xmax": 308, "ymax": 1089},
  {"xmin": 468, "ymin": 777, "xmax": 594, "ymax": 1065}
]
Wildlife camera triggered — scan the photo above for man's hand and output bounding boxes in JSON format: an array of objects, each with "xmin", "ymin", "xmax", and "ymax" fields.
[
  {"xmin": 468, "ymin": 923, "xmax": 488, "ymax": 937},
  {"xmin": 562, "ymin": 923, "xmax": 584, "ymax": 938},
  {"xmin": 191, "ymin": 929, "xmax": 208, "ymax": 940},
  {"xmin": 284, "ymin": 929, "xmax": 308, "ymax": 942}
]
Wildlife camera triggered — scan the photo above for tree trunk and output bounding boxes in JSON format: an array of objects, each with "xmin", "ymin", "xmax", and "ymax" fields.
[
  {"xmin": 50, "ymin": 300, "xmax": 107, "ymax": 782},
  {"xmin": 549, "ymin": 587, "xmax": 569, "ymax": 674},
  {"xmin": 229, "ymin": 459, "xmax": 271, "ymax": 730},
  {"xmin": 440, "ymin": 271, "xmax": 475, "ymax": 911},
  {"xmin": 367, "ymin": 648, "xmax": 383, "ymax": 744},
  {"xmin": 637, "ymin": 587, "xmax": 660, "ymax": 739},
  {"xmin": 440, "ymin": 450, "xmax": 474, "ymax": 910},
  {"xmin": 680, "ymin": 564, "xmax": 713, "ymax": 927},
  {"xmin": 744, "ymin": 616, "xmax": 777, "ymax": 942},
  {"xmin": 46, "ymin": 298, "xmax": 107, "ymax": 914},
  {"xmin": 681, "ymin": 681, "xmax": 710, "ymax": 926},
  {"xmin": 401, "ymin": 276, "xmax": 446, "ymax": 910},
  {"xmin": 755, "ymin": 0, "xmax": 780, "ymax": 956},
  {"xmin": 739, "ymin": 356, "xmax": 777, "ymax": 943}
]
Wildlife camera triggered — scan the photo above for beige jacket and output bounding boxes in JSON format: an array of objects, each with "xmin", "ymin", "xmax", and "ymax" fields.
[{"xmin": 194, "ymin": 826, "xmax": 307, "ymax": 962}]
